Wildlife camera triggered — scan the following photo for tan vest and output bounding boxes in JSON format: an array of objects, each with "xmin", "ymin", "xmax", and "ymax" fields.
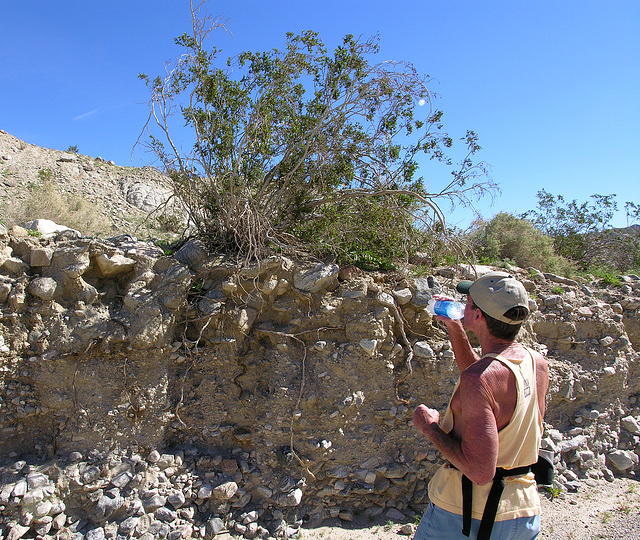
[{"xmin": 427, "ymin": 348, "xmax": 542, "ymax": 521}]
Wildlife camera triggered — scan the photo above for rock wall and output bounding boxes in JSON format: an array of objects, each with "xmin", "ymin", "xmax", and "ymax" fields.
[{"xmin": 1, "ymin": 226, "xmax": 639, "ymax": 538}]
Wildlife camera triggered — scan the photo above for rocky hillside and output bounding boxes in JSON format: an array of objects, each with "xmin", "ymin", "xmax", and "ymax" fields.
[
  {"xmin": 0, "ymin": 130, "xmax": 180, "ymax": 240},
  {"xmin": 0, "ymin": 132, "xmax": 639, "ymax": 539}
]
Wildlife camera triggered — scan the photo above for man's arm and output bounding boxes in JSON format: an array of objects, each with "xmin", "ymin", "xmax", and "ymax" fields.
[{"xmin": 413, "ymin": 368, "xmax": 499, "ymax": 485}]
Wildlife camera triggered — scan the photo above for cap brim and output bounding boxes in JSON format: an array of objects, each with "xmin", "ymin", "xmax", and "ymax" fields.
[{"xmin": 456, "ymin": 280, "xmax": 473, "ymax": 294}]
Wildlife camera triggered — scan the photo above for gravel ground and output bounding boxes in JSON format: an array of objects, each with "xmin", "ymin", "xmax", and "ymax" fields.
[{"xmin": 235, "ymin": 477, "xmax": 640, "ymax": 540}]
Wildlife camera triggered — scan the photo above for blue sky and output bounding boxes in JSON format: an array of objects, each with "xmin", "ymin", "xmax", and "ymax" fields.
[{"xmin": 1, "ymin": 1, "xmax": 638, "ymax": 229}]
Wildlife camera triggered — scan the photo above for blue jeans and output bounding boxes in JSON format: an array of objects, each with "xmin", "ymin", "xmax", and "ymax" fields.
[{"xmin": 414, "ymin": 502, "xmax": 540, "ymax": 540}]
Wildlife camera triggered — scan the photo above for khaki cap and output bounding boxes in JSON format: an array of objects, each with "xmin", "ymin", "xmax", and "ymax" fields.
[{"xmin": 456, "ymin": 271, "xmax": 529, "ymax": 325}]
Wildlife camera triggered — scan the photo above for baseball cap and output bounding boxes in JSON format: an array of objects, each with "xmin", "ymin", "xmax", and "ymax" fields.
[{"xmin": 456, "ymin": 271, "xmax": 529, "ymax": 325}]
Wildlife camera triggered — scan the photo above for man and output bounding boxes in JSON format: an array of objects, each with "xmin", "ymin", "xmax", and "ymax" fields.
[{"xmin": 413, "ymin": 271, "xmax": 549, "ymax": 540}]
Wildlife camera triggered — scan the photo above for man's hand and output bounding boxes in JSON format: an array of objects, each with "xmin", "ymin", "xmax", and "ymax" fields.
[{"xmin": 413, "ymin": 404, "xmax": 440, "ymax": 438}]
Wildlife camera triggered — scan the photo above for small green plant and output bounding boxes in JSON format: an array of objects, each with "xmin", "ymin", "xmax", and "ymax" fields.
[
  {"xmin": 26, "ymin": 229, "xmax": 42, "ymax": 237},
  {"xmin": 551, "ymin": 285, "xmax": 565, "ymax": 295},
  {"xmin": 157, "ymin": 241, "xmax": 179, "ymax": 256},
  {"xmin": 413, "ymin": 514, "xmax": 422, "ymax": 525},
  {"xmin": 601, "ymin": 511, "xmax": 611, "ymax": 524},
  {"xmin": 189, "ymin": 278, "xmax": 204, "ymax": 295},
  {"xmin": 619, "ymin": 502, "xmax": 632, "ymax": 514},
  {"xmin": 38, "ymin": 168, "xmax": 53, "ymax": 182},
  {"xmin": 600, "ymin": 273, "xmax": 622, "ymax": 286},
  {"xmin": 545, "ymin": 485, "xmax": 562, "ymax": 499},
  {"xmin": 66, "ymin": 145, "xmax": 79, "ymax": 154}
]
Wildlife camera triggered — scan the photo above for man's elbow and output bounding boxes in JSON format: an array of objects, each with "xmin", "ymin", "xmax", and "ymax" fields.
[{"xmin": 466, "ymin": 468, "xmax": 495, "ymax": 486}]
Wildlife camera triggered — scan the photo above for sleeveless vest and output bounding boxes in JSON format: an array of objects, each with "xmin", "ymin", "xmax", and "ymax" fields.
[{"xmin": 427, "ymin": 348, "xmax": 543, "ymax": 522}]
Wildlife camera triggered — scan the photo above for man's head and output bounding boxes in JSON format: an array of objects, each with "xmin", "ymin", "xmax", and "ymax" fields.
[{"xmin": 457, "ymin": 271, "xmax": 530, "ymax": 340}]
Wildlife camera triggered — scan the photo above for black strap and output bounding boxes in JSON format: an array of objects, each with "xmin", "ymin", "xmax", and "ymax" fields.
[
  {"xmin": 461, "ymin": 466, "xmax": 532, "ymax": 539},
  {"xmin": 461, "ymin": 475, "xmax": 473, "ymax": 536}
]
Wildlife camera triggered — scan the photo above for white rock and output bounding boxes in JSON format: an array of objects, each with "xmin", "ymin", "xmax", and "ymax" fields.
[
  {"xmin": 621, "ymin": 416, "xmax": 640, "ymax": 434},
  {"xmin": 12, "ymin": 479, "xmax": 27, "ymax": 497},
  {"xmin": 211, "ymin": 481, "xmax": 238, "ymax": 500},
  {"xmin": 392, "ymin": 288, "xmax": 413, "ymax": 305},
  {"xmin": 241, "ymin": 510, "xmax": 259, "ymax": 524},
  {"xmin": 607, "ymin": 450, "xmax": 638, "ymax": 471},
  {"xmin": 277, "ymin": 487, "xmax": 303, "ymax": 507},
  {"xmin": 359, "ymin": 338, "xmax": 377, "ymax": 356},
  {"xmin": 23, "ymin": 219, "xmax": 80, "ymax": 239},
  {"xmin": 95, "ymin": 253, "xmax": 136, "ymax": 277},
  {"xmin": 413, "ymin": 341, "xmax": 434, "ymax": 358},
  {"xmin": 559, "ymin": 435, "xmax": 588, "ymax": 453},
  {"xmin": 28, "ymin": 277, "xmax": 58, "ymax": 300},
  {"xmin": 293, "ymin": 263, "xmax": 339, "ymax": 293},
  {"xmin": 236, "ymin": 307, "xmax": 258, "ymax": 334},
  {"xmin": 29, "ymin": 247, "xmax": 54, "ymax": 267},
  {"xmin": 197, "ymin": 484, "xmax": 213, "ymax": 499},
  {"xmin": 1, "ymin": 256, "xmax": 29, "ymax": 274}
]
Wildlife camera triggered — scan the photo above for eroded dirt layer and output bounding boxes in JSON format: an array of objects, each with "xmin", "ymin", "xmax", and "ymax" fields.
[{"xmin": 0, "ymin": 229, "xmax": 639, "ymax": 538}]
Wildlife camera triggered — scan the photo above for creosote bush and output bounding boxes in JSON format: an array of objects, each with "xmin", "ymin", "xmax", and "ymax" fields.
[{"xmin": 138, "ymin": 1, "xmax": 496, "ymax": 264}]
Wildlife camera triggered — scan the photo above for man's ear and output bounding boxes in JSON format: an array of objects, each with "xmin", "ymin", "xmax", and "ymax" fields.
[{"xmin": 472, "ymin": 307, "xmax": 484, "ymax": 323}]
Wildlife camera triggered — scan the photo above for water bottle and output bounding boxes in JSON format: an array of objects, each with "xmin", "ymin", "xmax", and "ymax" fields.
[{"xmin": 427, "ymin": 299, "xmax": 465, "ymax": 320}]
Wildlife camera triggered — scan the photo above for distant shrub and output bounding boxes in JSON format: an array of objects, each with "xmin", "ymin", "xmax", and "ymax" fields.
[
  {"xmin": 522, "ymin": 189, "xmax": 640, "ymax": 272},
  {"xmin": 584, "ymin": 229, "xmax": 640, "ymax": 274},
  {"xmin": 155, "ymin": 213, "xmax": 184, "ymax": 234},
  {"xmin": 471, "ymin": 212, "xmax": 574, "ymax": 274}
]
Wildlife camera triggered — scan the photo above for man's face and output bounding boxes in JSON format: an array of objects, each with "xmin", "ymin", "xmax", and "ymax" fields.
[{"xmin": 463, "ymin": 295, "xmax": 480, "ymax": 329}]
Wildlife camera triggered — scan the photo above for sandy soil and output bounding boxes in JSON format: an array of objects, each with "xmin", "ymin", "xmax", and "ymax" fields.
[{"xmin": 237, "ymin": 477, "xmax": 640, "ymax": 539}]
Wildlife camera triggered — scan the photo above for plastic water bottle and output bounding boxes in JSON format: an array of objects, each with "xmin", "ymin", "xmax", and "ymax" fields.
[{"xmin": 427, "ymin": 299, "xmax": 465, "ymax": 320}]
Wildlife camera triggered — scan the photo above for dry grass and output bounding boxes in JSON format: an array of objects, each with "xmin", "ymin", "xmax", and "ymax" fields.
[{"xmin": 3, "ymin": 180, "xmax": 112, "ymax": 237}]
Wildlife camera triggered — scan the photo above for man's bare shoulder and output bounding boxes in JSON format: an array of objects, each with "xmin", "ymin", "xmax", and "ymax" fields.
[
  {"xmin": 526, "ymin": 346, "xmax": 549, "ymax": 372},
  {"xmin": 461, "ymin": 355, "xmax": 511, "ymax": 387}
]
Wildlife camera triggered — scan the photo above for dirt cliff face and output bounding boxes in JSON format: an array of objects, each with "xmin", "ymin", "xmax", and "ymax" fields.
[{"xmin": 0, "ymin": 230, "xmax": 639, "ymax": 509}]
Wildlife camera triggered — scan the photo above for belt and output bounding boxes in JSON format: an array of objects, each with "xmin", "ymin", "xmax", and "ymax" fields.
[{"xmin": 461, "ymin": 465, "xmax": 532, "ymax": 539}]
